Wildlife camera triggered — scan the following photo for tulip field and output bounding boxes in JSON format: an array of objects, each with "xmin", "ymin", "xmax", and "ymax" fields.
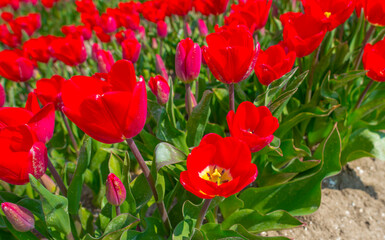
[{"xmin": 1, "ymin": 0, "xmax": 385, "ymax": 239}]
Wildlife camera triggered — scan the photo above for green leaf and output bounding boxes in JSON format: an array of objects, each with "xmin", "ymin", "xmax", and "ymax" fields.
[
  {"xmin": 173, "ymin": 219, "xmax": 195, "ymax": 240},
  {"xmin": 221, "ymin": 209, "xmax": 302, "ymax": 232},
  {"xmin": 120, "ymin": 217, "xmax": 165, "ymax": 240},
  {"xmin": 186, "ymin": 90, "xmax": 213, "ymax": 147},
  {"xmin": 29, "ymin": 175, "xmax": 71, "ymax": 235},
  {"xmin": 68, "ymin": 138, "xmax": 91, "ymax": 215},
  {"xmin": 103, "ymin": 213, "xmax": 139, "ymax": 236},
  {"xmin": 341, "ymin": 129, "xmax": 385, "ymax": 164},
  {"xmin": 239, "ymin": 124, "xmax": 341, "ymax": 216},
  {"xmin": 155, "ymin": 170, "xmax": 166, "ymax": 203},
  {"xmin": 219, "ymin": 195, "xmax": 244, "ymax": 219},
  {"xmin": 108, "ymin": 153, "xmax": 124, "ymax": 179},
  {"xmin": 122, "ymin": 153, "xmax": 136, "ymax": 215},
  {"xmin": 156, "ymin": 109, "xmax": 189, "ymax": 154},
  {"xmin": 130, "ymin": 174, "xmax": 152, "ymax": 210},
  {"xmin": 154, "ymin": 143, "xmax": 187, "ymax": 171}
]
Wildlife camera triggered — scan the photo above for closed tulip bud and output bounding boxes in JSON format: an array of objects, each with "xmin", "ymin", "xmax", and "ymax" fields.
[
  {"xmin": 96, "ymin": 50, "xmax": 115, "ymax": 73},
  {"xmin": 106, "ymin": 173, "xmax": 126, "ymax": 206},
  {"xmin": 156, "ymin": 21, "xmax": 168, "ymax": 38},
  {"xmin": 1, "ymin": 202, "xmax": 35, "ymax": 232},
  {"xmin": 197, "ymin": 19, "xmax": 208, "ymax": 37},
  {"xmin": 155, "ymin": 54, "xmax": 169, "ymax": 80},
  {"xmin": 0, "ymin": 83, "xmax": 5, "ymax": 107},
  {"xmin": 175, "ymin": 38, "xmax": 202, "ymax": 83},
  {"xmin": 101, "ymin": 13, "xmax": 117, "ymax": 34},
  {"xmin": 149, "ymin": 75, "xmax": 170, "ymax": 105},
  {"xmin": 121, "ymin": 38, "xmax": 141, "ymax": 63}
]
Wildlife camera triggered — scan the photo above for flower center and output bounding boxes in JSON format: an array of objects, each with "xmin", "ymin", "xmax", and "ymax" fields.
[
  {"xmin": 324, "ymin": 12, "xmax": 332, "ymax": 18},
  {"xmin": 199, "ymin": 165, "xmax": 233, "ymax": 186}
]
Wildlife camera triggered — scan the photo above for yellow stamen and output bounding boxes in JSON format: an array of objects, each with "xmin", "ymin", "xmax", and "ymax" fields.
[
  {"xmin": 324, "ymin": 12, "xmax": 332, "ymax": 18},
  {"xmin": 199, "ymin": 165, "xmax": 233, "ymax": 186}
]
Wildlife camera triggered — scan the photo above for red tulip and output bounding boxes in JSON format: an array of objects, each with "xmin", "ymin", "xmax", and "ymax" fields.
[
  {"xmin": 34, "ymin": 75, "xmax": 65, "ymax": 108},
  {"xmin": 42, "ymin": 0, "xmax": 59, "ymax": 8},
  {"xmin": 175, "ymin": 38, "xmax": 202, "ymax": 83},
  {"xmin": 301, "ymin": 0, "xmax": 355, "ymax": 31},
  {"xmin": 254, "ymin": 44, "xmax": 296, "ymax": 86},
  {"xmin": 0, "ymin": 93, "xmax": 56, "ymax": 144},
  {"xmin": 225, "ymin": 0, "xmax": 272, "ymax": 33},
  {"xmin": 62, "ymin": 25, "xmax": 92, "ymax": 40},
  {"xmin": 9, "ymin": 13, "xmax": 41, "ymax": 37},
  {"xmin": 51, "ymin": 35, "xmax": 87, "ymax": 66},
  {"xmin": 0, "ymin": 24, "xmax": 21, "ymax": 48},
  {"xmin": 202, "ymin": 25, "xmax": 259, "ymax": 84},
  {"xmin": 1, "ymin": 12, "xmax": 13, "ymax": 22},
  {"xmin": 115, "ymin": 29, "xmax": 136, "ymax": 44},
  {"xmin": 121, "ymin": 38, "xmax": 141, "ymax": 63},
  {"xmin": 168, "ymin": 0, "xmax": 193, "ymax": 16},
  {"xmin": 0, "ymin": 50, "xmax": 34, "ymax": 82},
  {"xmin": 197, "ymin": 19, "xmax": 208, "ymax": 37},
  {"xmin": 149, "ymin": 75, "xmax": 170, "ymax": 105},
  {"xmin": 0, "ymin": 125, "xmax": 48, "ymax": 185},
  {"xmin": 180, "ymin": 133, "xmax": 257, "ymax": 199},
  {"xmin": 61, "ymin": 60, "xmax": 147, "ymax": 144},
  {"xmin": 101, "ymin": 13, "xmax": 118, "ymax": 34},
  {"xmin": 193, "ymin": 0, "xmax": 229, "ymax": 16},
  {"xmin": 361, "ymin": 0, "xmax": 385, "ymax": 26},
  {"xmin": 156, "ymin": 20, "xmax": 168, "ymax": 38},
  {"xmin": 280, "ymin": 12, "xmax": 327, "ymax": 58},
  {"xmin": 23, "ymin": 35, "xmax": 55, "ymax": 63},
  {"xmin": 95, "ymin": 49, "xmax": 115, "ymax": 73},
  {"xmin": 363, "ymin": 39, "xmax": 385, "ymax": 82},
  {"xmin": 106, "ymin": 173, "xmax": 126, "ymax": 206},
  {"xmin": 227, "ymin": 101, "xmax": 279, "ymax": 152},
  {"xmin": 1, "ymin": 203, "xmax": 35, "ymax": 232},
  {"xmin": 140, "ymin": 0, "xmax": 167, "ymax": 23}
]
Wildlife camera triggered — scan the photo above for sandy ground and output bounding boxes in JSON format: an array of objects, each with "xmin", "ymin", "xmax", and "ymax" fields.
[{"xmin": 265, "ymin": 158, "xmax": 385, "ymax": 240}]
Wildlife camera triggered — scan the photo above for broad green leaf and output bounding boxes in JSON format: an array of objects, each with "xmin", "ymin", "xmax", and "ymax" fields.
[
  {"xmin": 122, "ymin": 153, "xmax": 136, "ymax": 215},
  {"xmin": 154, "ymin": 143, "xmax": 187, "ymax": 171},
  {"xmin": 341, "ymin": 129, "xmax": 385, "ymax": 164},
  {"xmin": 103, "ymin": 213, "xmax": 139, "ymax": 236},
  {"xmin": 221, "ymin": 209, "xmax": 302, "ymax": 232},
  {"xmin": 172, "ymin": 219, "xmax": 195, "ymax": 240},
  {"xmin": 108, "ymin": 153, "xmax": 124, "ymax": 179},
  {"xmin": 186, "ymin": 90, "xmax": 213, "ymax": 147},
  {"xmin": 219, "ymin": 195, "xmax": 244, "ymax": 219},
  {"xmin": 68, "ymin": 138, "xmax": 91, "ymax": 215},
  {"xmin": 130, "ymin": 174, "xmax": 152, "ymax": 210},
  {"xmin": 240, "ymin": 124, "xmax": 341, "ymax": 216},
  {"xmin": 29, "ymin": 175, "xmax": 71, "ymax": 235}
]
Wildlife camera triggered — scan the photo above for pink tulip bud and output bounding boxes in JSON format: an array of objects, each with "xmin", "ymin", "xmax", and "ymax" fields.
[
  {"xmin": 106, "ymin": 173, "xmax": 126, "ymax": 206},
  {"xmin": 197, "ymin": 19, "xmax": 208, "ymax": 37},
  {"xmin": 96, "ymin": 50, "xmax": 115, "ymax": 73},
  {"xmin": 1, "ymin": 202, "xmax": 35, "ymax": 232},
  {"xmin": 175, "ymin": 38, "xmax": 201, "ymax": 83},
  {"xmin": 186, "ymin": 22, "xmax": 192, "ymax": 36},
  {"xmin": 101, "ymin": 13, "xmax": 117, "ymax": 34},
  {"xmin": 149, "ymin": 75, "xmax": 170, "ymax": 105},
  {"xmin": 0, "ymin": 83, "xmax": 6, "ymax": 107},
  {"xmin": 121, "ymin": 38, "xmax": 141, "ymax": 63},
  {"xmin": 155, "ymin": 54, "xmax": 169, "ymax": 80},
  {"xmin": 156, "ymin": 21, "xmax": 168, "ymax": 38},
  {"xmin": 92, "ymin": 43, "xmax": 101, "ymax": 60}
]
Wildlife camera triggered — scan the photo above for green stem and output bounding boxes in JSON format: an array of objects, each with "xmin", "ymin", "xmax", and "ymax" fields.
[
  {"xmin": 195, "ymin": 199, "xmax": 213, "ymax": 229},
  {"xmin": 229, "ymin": 83, "xmax": 235, "ymax": 112},
  {"xmin": 116, "ymin": 205, "xmax": 121, "ymax": 216},
  {"xmin": 354, "ymin": 25, "xmax": 376, "ymax": 70},
  {"xmin": 60, "ymin": 110, "xmax": 79, "ymax": 154},
  {"xmin": 126, "ymin": 138, "xmax": 171, "ymax": 233},
  {"xmin": 355, "ymin": 79, "xmax": 374, "ymax": 109},
  {"xmin": 47, "ymin": 158, "xmax": 67, "ymax": 197}
]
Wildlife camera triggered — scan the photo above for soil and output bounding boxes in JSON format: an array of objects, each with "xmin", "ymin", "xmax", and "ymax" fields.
[{"xmin": 265, "ymin": 158, "xmax": 385, "ymax": 240}]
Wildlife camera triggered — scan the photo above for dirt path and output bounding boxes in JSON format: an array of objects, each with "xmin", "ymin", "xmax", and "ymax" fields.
[{"xmin": 266, "ymin": 158, "xmax": 385, "ymax": 240}]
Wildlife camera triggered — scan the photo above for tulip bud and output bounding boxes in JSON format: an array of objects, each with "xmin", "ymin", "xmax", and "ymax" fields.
[
  {"xmin": 156, "ymin": 21, "xmax": 168, "ymax": 38},
  {"xmin": 121, "ymin": 38, "xmax": 141, "ymax": 63},
  {"xmin": 92, "ymin": 43, "xmax": 101, "ymax": 60},
  {"xmin": 149, "ymin": 75, "xmax": 170, "ymax": 105},
  {"xmin": 197, "ymin": 19, "xmax": 208, "ymax": 37},
  {"xmin": 101, "ymin": 13, "xmax": 117, "ymax": 34},
  {"xmin": 0, "ymin": 83, "xmax": 6, "ymax": 107},
  {"xmin": 1, "ymin": 202, "xmax": 35, "ymax": 232},
  {"xmin": 155, "ymin": 54, "xmax": 169, "ymax": 80},
  {"xmin": 186, "ymin": 22, "xmax": 192, "ymax": 36},
  {"xmin": 175, "ymin": 38, "xmax": 202, "ymax": 83},
  {"xmin": 96, "ymin": 50, "xmax": 115, "ymax": 73},
  {"xmin": 106, "ymin": 173, "xmax": 126, "ymax": 206}
]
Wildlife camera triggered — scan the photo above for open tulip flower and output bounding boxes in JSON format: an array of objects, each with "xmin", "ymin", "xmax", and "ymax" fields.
[
  {"xmin": 254, "ymin": 44, "xmax": 296, "ymax": 86},
  {"xmin": 0, "ymin": 125, "xmax": 48, "ymax": 185},
  {"xmin": 193, "ymin": 0, "xmax": 229, "ymax": 16},
  {"xmin": 363, "ymin": 39, "xmax": 385, "ymax": 82},
  {"xmin": 34, "ymin": 75, "xmax": 65, "ymax": 109},
  {"xmin": 360, "ymin": 0, "xmax": 385, "ymax": 26},
  {"xmin": 202, "ymin": 24, "xmax": 259, "ymax": 84},
  {"xmin": 301, "ymin": 0, "xmax": 355, "ymax": 31},
  {"xmin": 51, "ymin": 34, "xmax": 87, "ymax": 66},
  {"xmin": 0, "ymin": 93, "xmax": 56, "ymax": 144},
  {"xmin": 280, "ymin": 12, "xmax": 327, "ymax": 58},
  {"xmin": 227, "ymin": 101, "xmax": 279, "ymax": 152},
  {"xmin": 61, "ymin": 60, "xmax": 147, "ymax": 144},
  {"xmin": 180, "ymin": 133, "xmax": 258, "ymax": 199}
]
